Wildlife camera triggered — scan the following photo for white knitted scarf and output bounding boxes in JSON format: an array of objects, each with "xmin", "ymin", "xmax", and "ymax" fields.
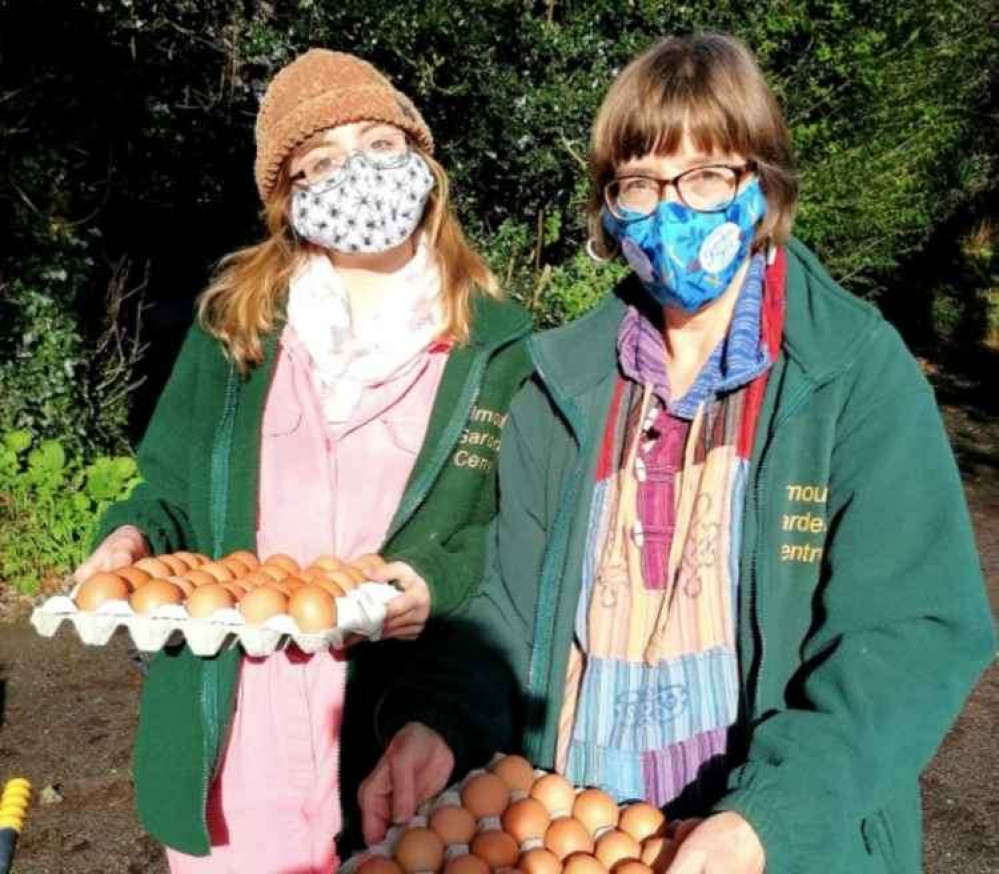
[{"xmin": 285, "ymin": 238, "xmax": 444, "ymax": 425}]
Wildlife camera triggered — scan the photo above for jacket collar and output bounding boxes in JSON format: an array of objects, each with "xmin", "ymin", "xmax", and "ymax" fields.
[
  {"xmin": 530, "ymin": 237, "xmax": 881, "ymax": 400},
  {"xmin": 254, "ymin": 293, "xmax": 531, "ymax": 379},
  {"xmin": 468, "ymin": 295, "xmax": 533, "ymax": 348}
]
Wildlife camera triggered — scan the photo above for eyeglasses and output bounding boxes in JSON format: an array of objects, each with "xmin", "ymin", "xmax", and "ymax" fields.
[
  {"xmin": 604, "ymin": 164, "xmax": 755, "ymax": 219},
  {"xmin": 291, "ymin": 128, "xmax": 411, "ymax": 189}
]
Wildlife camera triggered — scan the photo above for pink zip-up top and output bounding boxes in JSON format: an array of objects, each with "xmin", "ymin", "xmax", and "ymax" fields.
[{"xmin": 167, "ymin": 325, "xmax": 449, "ymax": 874}]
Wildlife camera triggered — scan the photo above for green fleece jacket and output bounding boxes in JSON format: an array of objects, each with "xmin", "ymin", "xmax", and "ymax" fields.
[
  {"xmin": 382, "ymin": 239, "xmax": 996, "ymax": 873},
  {"xmin": 92, "ymin": 295, "xmax": 533, "ymax": 855}
]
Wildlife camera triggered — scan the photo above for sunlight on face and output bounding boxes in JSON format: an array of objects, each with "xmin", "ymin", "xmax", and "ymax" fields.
[
  {"xmin": 617, "ymin": 132, "xmax": 749, "ymax": 200},
  {"xmin": 288, "ymin": 121, "xmax": 408, "ymax": 188}
]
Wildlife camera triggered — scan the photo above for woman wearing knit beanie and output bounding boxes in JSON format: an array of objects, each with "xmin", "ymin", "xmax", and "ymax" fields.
[{"xmin": 75, "ymin": 49, "xmax": 533, "ymax": 872}]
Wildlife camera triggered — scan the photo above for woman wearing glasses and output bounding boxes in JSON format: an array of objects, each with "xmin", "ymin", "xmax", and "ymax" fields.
[
  {"xmin": 76, "ymin": 50, "xmax": 532, "ymax": 872},
  {"xmin": 362, "ymin": 33, "xmax": 994, "ymax": 874}
]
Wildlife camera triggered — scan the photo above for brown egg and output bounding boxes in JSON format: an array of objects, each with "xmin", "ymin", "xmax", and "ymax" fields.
[
  {"xmin": 395, "ymin": 827, "xmax": 445, "ymax": 874},
  {"xmin": 238, "ymin": 572, "xmax": 269, "ymax": 588},
  {"xmin": 265, "ymin": 581, "xmax": 294, "ymax": 597},
  {"xmin": 259, "ymin": 564, "xmax": 290, "ymax": 582},
  {"xmin": 173, "ymin": 551, "xmax": 204, "ymax": 568},
  {"xmin": 221, "ymin": 557, "xmax": 251, "ymax": 577},
  {"xmin": 444, "ymin": 855, "xmax": 491, "ymax": 874},
  {"xmin": 325, "ymin": 568, "xmax": 358, "ymax": 592},
  {"xmin": 531, "ymin": 775, "xmax": 576, "ymax": 818},
  {"xmin": 239, "ymin": 586, "xmax": 288, "ymax": 625},
  {"xmin": 75, "ymin": 572, "xmax": 130, "ymax": 610},
  {"xmin": 200, "ymin": 562, "xmax": 235, "ymax": 582},
  {"xmin": 116, "ymin": 566, "xmax": 151, "ymax": 590},
  {"xmin": 617, "ymin": 805, "xmax": 665, "ymax": 844},
  {"xmin": 301, "ymin": 567, "xmax": 329, "ymax": 582},
  {"xmin": 502, "ymin": 798, "xmax": 551, "ymax": 847},
  {"xmin": 130, "ymin": 580, "xmax": 184, "ymax": 614},
  {"xmin": 593, "ymin": 832, "xmax": 640, "ymax": 870},
  {"xmin": 562, "ymin": 855, "xmax": 607, "ymax": 874},
  {"xmin": 429, "ymin": 805, "xmax": 477, "ymax": 845},
  {"xmin": 639, "ymin": 838, "xmax": 676, "ymax": 871},
  {"xmin": 520, "ymin": 848, "xmax": 563, "ymax": 874},
  {"xmin": 572, "ymin": 790, "xmax": 618, "ymax": 837},
  {"xmin": 471, "ymin": 831, "xmax": 519, "ymax": 869},
  {"xmin": 185, "ymin": 583, "xmax": 236, "ymax": 618},
  {"xmin": 350, "ymin": 552, "xmax": 386, "ymax": 576},
  {"xmin": 312, "ymin": 555, "xmax": 344, "ymax": 572},
  {"xmin": 544, "ymin": 819, "xmax": 592, "ymax": 860},
  {"xmin": 219, "ymin": 580, "xmax": 251, "ymax": 601},
  {"xmin": 133, "ymin": 557, "xmax": 171, "ymax": 577},
  {"xmin": 341, "ymin": 564, "xmax": 367, "ymax": 585},
  {"xmin": 282, "ymin": 575, "xmax": 307, "ymax": 592},
  {"xmin": 183, "ymin": 569, "xmax": 218, "ymax": 587},
  {"xmin": 461, "ymin": 773, "xmax": 511, "ymax": 819},
  {"xmin": 314, "ymin": 578, "xmax": 347, "ymax": 598},
  {"xmin": 491, "ymin": 755, "xmax": 536, "ymax": 793},
  {"xmin": 165, "ymin": 575, "xmax": 195, "ymax": 596},
  {"xmin": 612, "ymin": 863, "xmax": 652, "ymax": 874},
  {"xmin": 159, "ymin": 554, "xmax": 190, "ymax": 576},
  {"xmin": 288, "ymin": 586, "xmax": 338, "ymax": 633},
  {"xmin": 228, "ymin": 550, "xmax": 260, "ymax": 570},
  {"xmin": 263, "ymin": 553, "xmax": 300, "ymax": 574},
  {"xmin": 358, "ymin": 859, "xmax": 405, "ymax": 874}
]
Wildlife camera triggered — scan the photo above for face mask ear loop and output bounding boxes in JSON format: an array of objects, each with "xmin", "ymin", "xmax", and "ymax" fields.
[{"xmin": 586, "ymin": 237, "xmax": 616, "ymax": 263}]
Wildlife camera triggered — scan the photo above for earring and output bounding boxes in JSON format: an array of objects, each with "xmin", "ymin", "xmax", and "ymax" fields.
[{"xmin": 586, "ymin": 237, "xmax": 612, "ymax": 263}]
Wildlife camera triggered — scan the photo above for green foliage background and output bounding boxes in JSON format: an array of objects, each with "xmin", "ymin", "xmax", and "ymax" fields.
[
  {"xmin": 1, "ymin": 0, "xmax": 996, "ymax": 588},
  {"xmin": 0, "ymin": 431, "xmax": 139, "ymax": 592}
]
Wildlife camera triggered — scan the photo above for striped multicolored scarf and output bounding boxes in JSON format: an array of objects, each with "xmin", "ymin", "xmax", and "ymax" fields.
[{"xmin": 556, "ymin": 251, "xmax": 786, "ymax": 812}]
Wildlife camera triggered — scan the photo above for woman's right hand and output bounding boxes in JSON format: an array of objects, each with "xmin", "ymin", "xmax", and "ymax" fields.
[
  {"xmin": 358, "ymin": 722, "xmax": 455, "ymax": 846},
  {"xmin": 73, "ymin": 524, "xmax": 150, "ymax": 584}
]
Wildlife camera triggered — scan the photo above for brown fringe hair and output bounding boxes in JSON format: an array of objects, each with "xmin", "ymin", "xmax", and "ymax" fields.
[
  {"xmin": 198, "ymin": 146, "xmax": 499, "ymax": 372},
  {"xmin": 588, "ymin": 32, "xmax": 798, "ymax": 259}
]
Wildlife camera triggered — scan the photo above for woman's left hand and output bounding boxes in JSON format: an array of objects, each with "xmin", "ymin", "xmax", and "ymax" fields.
[
  {"xmin": 369, "ymin": 560, "xmax": 431, "ymax": 640},
  {"xmin": 665, "ymin": 812, "xmax": 765, "ymax": 874}
]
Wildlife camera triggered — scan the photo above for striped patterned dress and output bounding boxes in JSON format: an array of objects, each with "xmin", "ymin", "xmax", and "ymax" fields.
[{"xmin": 556, "ymin": 253, "xmax": 784, "ymax": 814}]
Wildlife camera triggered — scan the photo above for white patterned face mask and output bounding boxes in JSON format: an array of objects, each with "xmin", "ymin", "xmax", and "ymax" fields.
[{"xmin": 290, "ymin": 150, "xmax": 435, "ymax": 254}]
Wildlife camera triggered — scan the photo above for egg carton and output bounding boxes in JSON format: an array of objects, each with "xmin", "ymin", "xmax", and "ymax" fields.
[
  {"xmin": 29, "ymin": 581, "xmax": 400, "ymax": 657},
  {"xmin": 340, "ymin": 759, "xmax": 558, "ymax": 874}
]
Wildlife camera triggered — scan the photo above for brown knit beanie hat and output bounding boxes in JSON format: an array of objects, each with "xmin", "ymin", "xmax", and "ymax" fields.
[{"xmin": 254, "ymin": 49, "xmax": 435, "ymax": 202}]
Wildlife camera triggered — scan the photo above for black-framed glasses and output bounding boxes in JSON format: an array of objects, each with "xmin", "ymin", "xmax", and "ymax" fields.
[{"xmin": 604, "ymin": 164, "xmax": 755, "ymax": 219}]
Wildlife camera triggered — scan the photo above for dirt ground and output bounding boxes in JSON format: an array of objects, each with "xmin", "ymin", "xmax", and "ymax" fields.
[{"xmin": 0, "ymin": 370, "xmax": 996, "ymax": 874}]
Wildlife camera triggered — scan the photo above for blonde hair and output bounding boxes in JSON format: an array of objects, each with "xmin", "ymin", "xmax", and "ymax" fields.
[
  {"xmin": 199, "ymin": 147, "xmax": 499, "ymax": 372},
  {"xmin": 588, "ymin": 32, "xmax": 798, "ymax": 258}
]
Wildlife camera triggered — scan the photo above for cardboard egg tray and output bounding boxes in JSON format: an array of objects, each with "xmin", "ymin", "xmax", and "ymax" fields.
[
  {"xmin": 341, "ymin": 760, "xmax": 556, "ymax": 874},
  {"xmin": 29, "ymin": 581, "xmax": 400, "ymax": 657}
]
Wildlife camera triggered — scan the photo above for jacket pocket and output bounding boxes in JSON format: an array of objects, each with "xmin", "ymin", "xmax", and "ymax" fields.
[{"xmin": 861, "ymin": 809, "xmax": 899, "ymax": 873}]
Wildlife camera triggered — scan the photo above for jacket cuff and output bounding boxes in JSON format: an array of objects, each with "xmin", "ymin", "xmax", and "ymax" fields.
[
  {"xmin": 373, "ymin": 689, "xmax": 483, "ymax": 781},
  {"xmin": 91, "ymin": 501, "xmax": 190, "ymax": 559},
  {"xmin": 384, "ymin": 542, "xmax": 455, "ymax": 618},
  {"xmin": 712, "ymin": 762, "xmax": 848, "ymax": 874}
]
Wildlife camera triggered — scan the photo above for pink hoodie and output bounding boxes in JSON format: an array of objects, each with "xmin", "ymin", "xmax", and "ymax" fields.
[{"xmin": 167, "ymin": 325, "xmax": 448, "ymax": 873}]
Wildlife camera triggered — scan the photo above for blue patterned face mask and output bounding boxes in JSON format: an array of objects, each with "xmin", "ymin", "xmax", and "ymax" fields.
[{"xmin": 602, "ymin": 178, "xmax": 767, "ymax": 312}]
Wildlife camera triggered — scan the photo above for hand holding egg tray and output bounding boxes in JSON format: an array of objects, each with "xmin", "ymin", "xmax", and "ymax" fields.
[
  {"xmin": 29, "ymin": 551, "xmax": 401, "ymax": 657},
  {"xmin": 343, "ymin": 753, "xmax": 701, "ymax": 874}
]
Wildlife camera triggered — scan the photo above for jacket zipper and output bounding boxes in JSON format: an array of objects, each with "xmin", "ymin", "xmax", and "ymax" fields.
[
  {"xmin": 523, "ymin": 359, "xmax": 589, "ymax": 761},
  {"xmin": 744, "ymin": 379, "xmax": 812, "ymax": 719},
  {"xmin": 201, "ymin": 363, "xmax": 241, "ymax": 836},
  {"xmin": 209, "ymin": 366, "xmax": 241, "ymax": 559}
]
